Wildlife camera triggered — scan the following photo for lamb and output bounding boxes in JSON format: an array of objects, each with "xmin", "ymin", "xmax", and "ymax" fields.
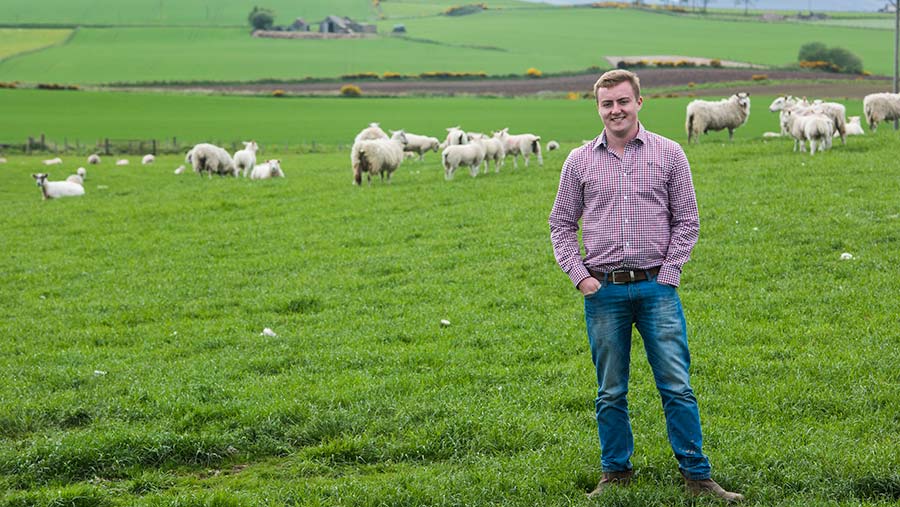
[
  {"xmin": 354, "ymin": 122, "xmax": 389, "ymax": 143},
  {"xmin": 76, "ymin": 167, "xmax": 86, "ymax": 180},
  {"xmin": 685, "ymin": 92, "xmax": 751, "ymax": 143},
  {"xmin": 250, "ymin": 159, "xmax": 285, "ymax": 180},
  {"xmin": 494, "ymin": 128, "xmax": 542, "ymax": 168},
  {"xmin": 440, "ymin": 126, "xmax": 469, "ymax": 149},
  {"xmin": 769, "ymin": 95, "xmax": 807, "ymax": 135},
  {"xmin": 863, "ymin": 92, "xmax": 900, "ymax": 132},
  {"xmin": 0, "ymin": 157, "xmax": 6, "ymax": 164},
  {"xmin": 66, "ymin": 174, "xmax": 84, "ymax": 185},
  {"xmin": 174, "ymin": 165, "xmax": 186, "ymax": 175},
  {"xmin": 141, "ymin": 154, "xmax": 155, "ymax": 165},
  {"xmin": 842, "ymin": 116, "xmax": 865, "ymax": 136},
  {"xmin": 785, "ymin": 108, "xmax": 834, "ymax": 156},
  {"xmin": 32, "ymin": 173, "xmax": 85, "ymax": 200},
  {"xmin": 400, "ymin": 133, "xmax": 440, "ymax": 161},
  {"xmin": 43, "ymin": 157, "xmax": 63, "ymax": 165},
  {"xmin": 234, "ymin": 140, "xmax": 259, "ymax": 177},
  {"xmin": 116, "ymin": 159, "xmax": 129, "ymax": 166},
  {"xmin": 87, "ymin": 154, "xmax": 101, "ymax": 164},
  {"xmin": 190, "ymin": 143, "xmax": 237, "ymax": 177},
  {"xmin": 442, "ymin": 141, "xmax": 486, "ymax": 180},
  {"xmin": 351, "ymin": 130, "xmax": 408, "ymax": 185},
  {"xmin": 478, "ymin": 136, "xmax": 506, "ymax": 173},
  {"xmin": 546, "ymin": 140, "xmax": 560, "ymax": 151}
]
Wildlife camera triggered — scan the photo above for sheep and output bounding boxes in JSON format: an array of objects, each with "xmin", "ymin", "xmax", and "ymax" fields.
[
  {"xmin": 116, "ymin": 159, "xmax": 129, "ymax": 166},
  {"xmin": 250, "ymin": 159, "xmax": 284, "ymax": 180},
  {"xmin": 0, "ymin": 157, "xmax": 7, "ymax": 163},
  {"xmin": 440, "ymin": 126, "xmax": 469, "ymax": 150},
  {"xmin": 769, "ymin": 95, "xmax": 807, "ymax": 134},
  {"xmin": 32, "ymin": 173, "xmax": 84, "ymax": 200},
  {"xmin": 76, "ymin": 167, "xmax": 86, "ymax": 180},
  {"xmin": 66, "ymin": 174, "xmax": 84, "ymax": 185},
  {"xmin": 478, "ymin": 136, "xmax": 506, "ymax": 173},
  {"xmin": 494, "ymin": 128, "xmax": 542, "ymax": 168},
  {"xmin": 141, "ymin": 154, "xmax": 155, "ymax": 165},
  {"xmin": 234, "ymin": 140, "xmax": 259, "ymax": 177},
  {"xmin": 784, "ymin": 108, "xmax": 834, "ymax": 156},
  {"xmin": 87, "ymin": 154, "xmax": 101, "ymax": 164},
  {"xmin": 190, "ymin": 143, "xmax": 237, "ymax": 177},
  {"xmin": 841, "ymin": 116, "xmax": 865, "ymax": 136},
  {"xmin": 442, "ymin": 141, "xmax": 486, "ymax": 180},
  {"xmin": 174, "ymin": 165, "xmax": 186, "ymax": 175},
  {"xmin": 546, "ymin": 140, "xmax": 560, "ymax": 151},
  {"xmin": 354, "ymin": 122, "xmax": 389, "ymax": 143},
  {"xmin": 400, "ymin": 133, "xmax": 440, "ymax": 161},
  {"xmin": 863, "ymin": 92, "xmax": 900, "ymax": 132},
  {"xmin": 685, "ymin": 92, "xmax": 751, "ymax": 143},
  {"xmin": 42, "ymin": 157, "xmax": 63, "ymax": 165},
  {"xmin": 185, "ymin": 148, "xmax": 195, "ymax": 166},
  {"xmin": 773, "ymin": 96, "xmax": 847, "ymax": 143},
  {"xmin": 351, "ymin": 130, "xmax": 408, "ymax": 185}
]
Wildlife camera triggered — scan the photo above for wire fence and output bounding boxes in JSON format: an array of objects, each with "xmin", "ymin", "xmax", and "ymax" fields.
[{"xmin": 0, "ymin": 135, "xmax": 347, "ymax": 156}]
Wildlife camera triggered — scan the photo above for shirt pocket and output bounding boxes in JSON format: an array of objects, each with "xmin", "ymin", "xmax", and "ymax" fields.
[{"xmin": 638, "ymin": 161, "xmax": 669, "ymax": 201}]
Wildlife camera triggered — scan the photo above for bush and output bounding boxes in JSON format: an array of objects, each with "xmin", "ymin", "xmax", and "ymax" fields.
[
  {"xmin": 798, "ymin": 42, "xmax": 863, "ymax": 74},
  {"xmin": 271, "ymin": 89, "xmax": 285, "ymax": 97},
  {"xmin": 526, "ymin": 67, "xmax": 542, "ymax": 78},
  {"xmin": 709, "ymin": 59, "xmax": 722, "ymax": 68},
  {"xmin": 444, "ymin": 4, "xmax": 488, "ymax": 16},
  {"xmin": 248, "ymin": 7, "xmax": 275, "ymax": 30},
  {"xmin": 340, "ymin": 84, "xmax": 362, "ymax": 97},
  {"xmin": 798, "ymin": 42, "xmax": 828, "ymax": 62},
  {"xmin": 751, "ymin": 74, "xmax": 768, "ymax": 81}
]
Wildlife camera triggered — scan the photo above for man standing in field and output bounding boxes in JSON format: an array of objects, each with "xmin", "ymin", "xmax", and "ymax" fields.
[{"xmin": 548, "ymin": 69, "xmax": 743, "ymax": 502}]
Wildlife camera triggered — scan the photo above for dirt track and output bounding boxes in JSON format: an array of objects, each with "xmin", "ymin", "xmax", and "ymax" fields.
[{"xmin": 134, "ymin": 69, "xmax": 892, "ymax": 99}]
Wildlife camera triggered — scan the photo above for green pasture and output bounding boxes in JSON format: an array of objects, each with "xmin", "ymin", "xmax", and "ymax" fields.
[
  {"xmin": 0, "ymin": 88, "xmax": 869, "ymax": 151},
  {"xmin": 1, "ymin": 125, "xmax": 900, "ymax": 506},
  {"xmin": 0, "ymin": 28, "xmax": 71, "ymax": 61},
  {"xmin": 0, "ymin": 8, "xmax": 891, "ymax": 85}
]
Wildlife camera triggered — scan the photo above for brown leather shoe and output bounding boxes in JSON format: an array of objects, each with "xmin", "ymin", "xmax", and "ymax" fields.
[
  {"xmin": 683, "ymin": 475, "xmax": 744, "ymax": 503},
  {"xmin": 586, "ymin": 470, "xmax": 633, "ymax": 498}
]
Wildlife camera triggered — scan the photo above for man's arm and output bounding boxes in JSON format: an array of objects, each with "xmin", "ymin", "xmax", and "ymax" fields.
[
  {"xmin": 549, "ymin": 154, "xmax": 592, "ymax": 289},
  {"xmin": 659, "ymin": 146, "xmax": 700, "ymax": 287}
]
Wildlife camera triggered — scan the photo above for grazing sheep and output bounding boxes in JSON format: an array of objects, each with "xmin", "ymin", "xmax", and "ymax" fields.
[
  {"xmin": 785, "ymin": 108, "xmax": 834, "ymax": 156},
  {"xmin": 185, "ymin": 148, "xmax": 195, "ymax": 166},
  {"xmin": 32, "ymin": 173, "xmax": 84, "ymax": 200},
  {"xmin": 495, "ymin": 128, "xmax": 542, "ymax": 168},
  {"xmin": 863, "ymin": 92, "xmax": 900, "ymax": 132},
  {"xmin": 174, "ymin": 165, "xmax": 186, "ymax": 175},
  {"xmin": 234, "ymin": 140, "xmax": 259, "ymax": 177},
  {"xmin": 442, "ymin": 141, "xmax": 486, "ymax": 180},
  {"xmin": 354, "ymin": 122, "xmax": 389, "ymax": 143},
  {"xmin": 546, "ymin": 140, "xmax": 560, "ymax": 151},
  {"xmin": 142, "ymin": 154, "xmax": 155, "ymax": 165},
  {"xmin": 685, "ymin": 92, "xmax": 751, "ymax": 143},
  {"xmin": 250, "ymin": 159, "xmax": 285, "ymax": 180},
  {"xmin": 87, "ymin": 154, "xmax": 101, "ymax": 164},
  {"xmin": 76, "ymin": 167, "xmax": 86, "ymax": 179},
  {"xmin": 401, "ymin": 133, "xmax": 440, "ymax": 161},
  {"xmin": 116, "ymin": 159, "xmax": 129, "ymax": 166},
  {"xmin": 190, "ymin": 143, "xmax": 237, "ymax": 177},
  {"xmin": 66, "ymin": 174, "xmax": 84, "ymax": 185},
  {"xmin": 351, "ymin": 130, "xmax": 408, "ymax": 185},
  {"xmin": 43, "ymin": 157, "xmax": 63, "ymax": 166},
  {"xmin": 478, "ymin": 136, "xmax": 506, "ymax": 173}
]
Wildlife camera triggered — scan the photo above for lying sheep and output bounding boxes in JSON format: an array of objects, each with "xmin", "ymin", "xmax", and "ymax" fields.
[
  {"xmin": 76, "ymin": 167, "xmax": 86, "ymax": 180},
  {"xmin": 174, "ymin": 165, "xmax": 186, "ymax": 175},
  {"xmin": 234, "ymin": 141, "xmax": 259, "ymax": 177},
  {"xmin": 43, "ymin": 157, "xmax": 63, "ymax": 166},
  {"xmin": 116, "ymin": 159, "xmax": 129, "ymax": 166},
  {"xmin": 66, "ymin": 174, "xmax": 84, "ymax": 185},
  {"xmin": 401, "ymin": 133, "xmax": 440, "ymax": 161},
  {"xmin": 785, "ymin": 108, "xmax": 834, "ymax": 156},
  {"xmin": 32, "ymin": 173, "xmax": 84, "ymax": 200},
  {"xmin": 686, "ymin": 92, "xmax": 751, "ymax": 143},
  {"xmin": 351, "ymin": 130, "xmax": 408, "ymax": 185},
  {"xmin": 495, "ymin": 128, "xmax": 542, "ymax": 168},
  {"xmin": 442, "ymin": 141, "xmax": 486, "ymax": 180},
  {"xmin": 190, "ymin": 143, "xmax": 237, "ymax": 177},
  {"xmin": 87, "ymin": 154, "xmax": 101, "ymax": 164},
  {"xmin": 250, "ymin": 159, "xmax": 284, "ymax": 180},
  {"xmin": 842, "ymin": 116, "xmax": 865, "ymax": 136},
  {"xmin": 142, "ymin": 154, "xmax": 155, "ymax": 165},
  {"xmin": 546, "ymin": 140, "xmax": 560, "ymax": 151},
  {"xmin": 863, "ymin": 92, "xmax": 900, "ymax": 132},
  {"xmin": 478, "ymin": 136, "xmax": 506, "ymax": 173}
]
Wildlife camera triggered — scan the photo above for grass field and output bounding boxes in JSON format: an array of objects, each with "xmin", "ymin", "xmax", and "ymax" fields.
[
  {"xmin": 0, "ymin": 28, "xmax": 72, "ymax": 61},
  {"xmin": 1, "ymin": 125, "xmax": 900, "ymax": 505},
  {"xmin": 0, "ymin": 88, "xmax": 869, "ymax": 151},
  {"xmin": 0, "ymin": 8, "xmax": 890, "ymax": 85}
]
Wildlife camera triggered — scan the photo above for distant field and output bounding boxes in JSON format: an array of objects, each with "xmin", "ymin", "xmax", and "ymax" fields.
[
  {"xmin": 0, "ymin": 89, "xmax": 868, "ymax": 149},
  {"xmin": 0, "ymin": 8, "xmax": 890, "ymax": 85},
  {"xmin": 0, "ymin": 28, "xmax": 71, "ymax": 60}
]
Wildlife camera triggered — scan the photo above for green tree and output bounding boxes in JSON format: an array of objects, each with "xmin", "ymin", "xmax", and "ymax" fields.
[
  {"xmin": 798, "ymin": 42, "xmax": 828, "ymax": 62},
  {"xmin": 248, "ymin": 6, "xmax": 275, "ymax": 30}
]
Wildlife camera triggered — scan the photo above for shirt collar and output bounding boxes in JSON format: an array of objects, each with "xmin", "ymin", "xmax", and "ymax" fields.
[{"xmin": 595, "ymin": 123, "xmax": 647, "ymax": 151}]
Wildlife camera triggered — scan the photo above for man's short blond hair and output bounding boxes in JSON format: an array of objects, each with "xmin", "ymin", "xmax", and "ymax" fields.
[{"xmin": 593, "ymin": 69, "xmax": 641, "ymax": 102}]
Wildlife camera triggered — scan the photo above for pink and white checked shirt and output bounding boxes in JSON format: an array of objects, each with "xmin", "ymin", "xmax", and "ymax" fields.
[{"xmin": 549, "ymin": 124, "xmax": 699, "ymax": 288}]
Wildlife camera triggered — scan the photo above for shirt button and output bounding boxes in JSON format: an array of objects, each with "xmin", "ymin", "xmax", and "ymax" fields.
[
  {"xmin": 626, "ymin": 242, "xmax": 630, "ymax": 247},
  {"xmin": 624, "ymin": 219, "xmax": 628, "ymax": 224},
  {"xmin": 623, "ymin": 196, "xmax": 628, "ymax": 200}
]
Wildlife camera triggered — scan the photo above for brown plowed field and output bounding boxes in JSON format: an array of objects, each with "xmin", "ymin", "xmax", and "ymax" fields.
[{"xmin": 131, "ymin": 69, "xmax": 892, "ymax": 99}]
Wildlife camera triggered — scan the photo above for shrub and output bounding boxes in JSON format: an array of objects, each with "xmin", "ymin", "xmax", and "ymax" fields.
[
  {"xmin": 340, "ymin": 84, "xmax": 362, "ymax": 97},
  {"xmin": 0, "ymin": 82, "xmax": 18, "ymax": 89},
  {"xmin": 526, "ymin": 67, "xmax": 543, "ymax": 78},
  {"xmin": 675, "ymin": 60, "xmax": 696, "ymax": 67},
  {"xmin": 709, "ymin": 59, "xmax": 722, "ymax": 68},
  {"xmin": 798, "ymin": 42, "xmax": 863, "ymax": 74},
  {"xmin": 271, "ymin": 89, "xmax": 285, "ymax": 97},
  {"xmin": 444, "ymin": 4, "xmax": 488, "ymax": 16},
  {"xmin": 566, "ymin": 92, "xmax": 580, "ymax": 100},
  {"xmin": 798, "ymin": 42, "xmax": 828, "ymax": 62},
  {"xmin": 382, "ymin": 72, "xmax": 403, "ymax": 80},
  {"xmin": 248, "ymin": 7, "xmax": 275, "ymax": 31},
  {"xmin": 341, "ymin": 72, "xmax": 379, "ymax": 80},
  {"xmin": 688, "ymin": 82, "xmax": 695, "ymax": 88},
  {"xmin": 751, "ymin": 74, "xmax": 768, "ymax": 81}
]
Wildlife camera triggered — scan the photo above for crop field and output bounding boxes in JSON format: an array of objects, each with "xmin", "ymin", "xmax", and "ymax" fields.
[
  {"xmin": 0, "ymin": 8, "xmax": 891, "ymax": 85},
  {"xmin": 0, "ymin": 29, "xmax": 72, "ymax": 61},
  {"xmin": 2, "ymin": 124, "xmax": 900, "ymax": 505}
]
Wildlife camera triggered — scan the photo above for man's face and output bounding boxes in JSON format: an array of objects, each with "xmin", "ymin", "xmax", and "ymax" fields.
[{"xmin": 596, "ymin": 81, "xmax": 642, "ymax": 138}]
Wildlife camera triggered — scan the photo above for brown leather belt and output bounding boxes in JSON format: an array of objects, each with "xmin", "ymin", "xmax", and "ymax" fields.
[{"xmin": 588, "ymin": 266, "xmax": 661, "ymax": 285}]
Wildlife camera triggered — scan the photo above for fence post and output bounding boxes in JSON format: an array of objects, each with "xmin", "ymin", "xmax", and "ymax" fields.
[
  {"xmin": 152, "ymin": 139, "xmax": 157, "ymax": 155},
  {"xmin": 139, "ymin": 141, "xmax": 144, "ymax": 154},
  {"xmin": 64, "ymin": 137, "xmax": 69, "ymax": 152},
  {"xmin": 105, "ymin": 138, "xmax": 110, "ymax": 155},
  {"xmin": 41, "ymin": 133, "xmax": 46, "ymax": 150},
  {"xmin": 27, "ymin": 137, "xmax": 32, "ymax": 155}
]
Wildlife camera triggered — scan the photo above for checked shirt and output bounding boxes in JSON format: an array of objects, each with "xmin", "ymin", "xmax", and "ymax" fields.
[{"xmin": 549, "ymin": 124, "xmax": 699, "ymax": 288}]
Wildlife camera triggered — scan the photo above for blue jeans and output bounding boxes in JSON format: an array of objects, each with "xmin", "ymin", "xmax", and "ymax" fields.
[{"xmin": 583, "ymin": 274, "xmax": 711, "ymax": 480}]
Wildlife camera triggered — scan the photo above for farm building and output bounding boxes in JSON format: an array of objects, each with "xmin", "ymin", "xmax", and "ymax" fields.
[
  {"xmin": 318, "ymin": 15, "xmax": 376, "ymax": 34},
  {"xmin": 289, "ymin": 18, "xmax": 310, "ymax": 31}
]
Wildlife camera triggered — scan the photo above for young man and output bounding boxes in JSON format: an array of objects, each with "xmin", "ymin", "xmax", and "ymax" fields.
[{"xmin": 548, "ymin": 69, "xmax": 743, "ymax": 502}]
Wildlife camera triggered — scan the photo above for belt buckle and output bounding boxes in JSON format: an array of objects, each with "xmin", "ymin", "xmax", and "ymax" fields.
[{"xmin": 610, "ymin": 269, "xmax": 635, "ymax": 284}]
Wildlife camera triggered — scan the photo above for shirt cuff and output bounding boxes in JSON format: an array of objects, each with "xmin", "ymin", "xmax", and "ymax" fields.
[
  {"xmin": 569, "ymin": 264, "xmax": 592, "ymax": 289},
  {"xmin": 657, "ymin": 264, "xmax": 682, "ymax": 287}
]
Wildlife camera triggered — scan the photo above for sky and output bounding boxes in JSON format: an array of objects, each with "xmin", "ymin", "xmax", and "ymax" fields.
[{"xmin": 520, "ymin": 1, "xmax": 890, "ymax": 12}]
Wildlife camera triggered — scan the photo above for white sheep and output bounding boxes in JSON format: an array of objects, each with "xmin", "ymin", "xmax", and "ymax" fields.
[
  {"xmin": 66, "ymin": 174, "xmax": 84, "ymax": 185},
  {"xmin": 685, "ymin": 92, "xmax": 751, "ymax": 143},
  {"xmin": 43, "ymin": 157, "xmax": 63, "ymax": 166},
  {"xmin": 441, "ymin": 126, "xmax": 469, "ymax": 150},
  {"xmin": 769, "ymin": 95, "xmax": 807, "ymax": 135},
  {"xmin": 174, "ymin": 165, "xmax": 186, "ymax": 175},
  {"xmin": 250, "ymin": 159, "xmax": 285, "ymax": 180},
  {"xmin": 32, "ymin": 173, "xmax": 84, "ymax": 200},
  {"xmin": 87, "ymin": 154, "xmax": 101, "ymax": 164},
  {"xmin": 190, "ymin": 143, "xmax": 237, "ymax": 177},
  {"xmin": 116, "ymin": 159, "xmax": 129, "ymax": 166},
  {"xmin": 354, "ymin": 122, "xmax": 389, "ymax": 143},
  {"xmin": 351, "ymin": 130, "xmax": 408, "ymax": 185},
  {"xmin": 234, "ymin": 140, "xmax": 259, "ymax": 177},
  {"xmin": 494, "ymin": 128, "xmax": 542, "ymax": 168},
  {"xmin": 185, "ymin": 148, "xmax": 195, "ymax": 166},
  {"xmin": 442, "ymin": 141, "xmax": 486, "ymax": 180},
  {"xmin": 400, "ymin": 133, "xmax": 440, "ymax": 161},
  {"xmin": 546, "ymin": 140, "xmax": 560, "ymax": 151},
  {"xmin": 785, "ymin": 108, "xmax": 834, "ymax": 156},
  {"xmin": 842, "ymin": 116, "xmax": 865, "ymax": 136},
  {"xmin": 863, "ymin": 92, "xmax": 900, "ymax": 132},
  {"xmin": 478, "ymin": 136, "xmax": 506, "ymax": 173},
  {"xmin": 76, "ymin": 167, "xmax": 86, "ymax": 180},
  {"xmin": 0, "ymin": 157, "xmax": 6, "ymax": 164},
  {"xmin": 142, "ymin": 154, "xmax": 155, "ymax": 165}
]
